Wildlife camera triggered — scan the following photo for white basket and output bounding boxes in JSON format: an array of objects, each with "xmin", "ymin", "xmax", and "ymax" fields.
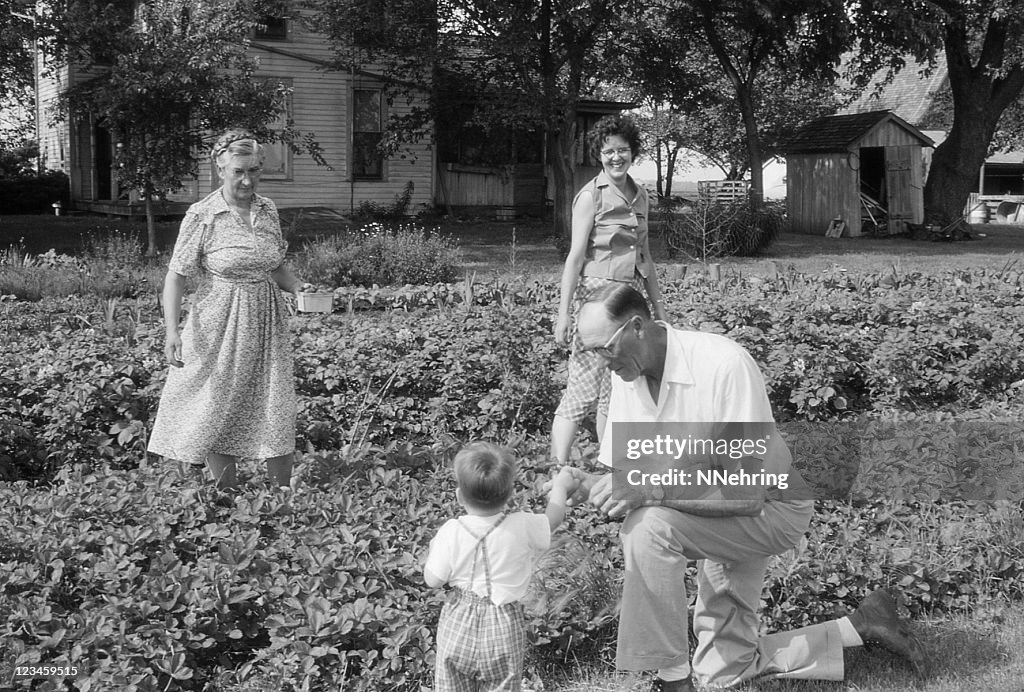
[{"xmin": 296, "ymin": 292, "xmax": 333, "ymax": 313}]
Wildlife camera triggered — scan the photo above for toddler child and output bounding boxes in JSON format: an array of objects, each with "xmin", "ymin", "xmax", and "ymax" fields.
[{"xmin": 424, "ymin": 441, "xmax": 580, "ymax": 692}]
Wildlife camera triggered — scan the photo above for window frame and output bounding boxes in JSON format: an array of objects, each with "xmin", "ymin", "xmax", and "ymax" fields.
[
  {"xmin": 254, "ymin": 15, "xmax": 288, "ymax": 41},
  {"xmin": 259, "ymin": 79, "xmax": 293, "ymax": 181},
  {"xmin": 351, "ymin": 86, "xmax": 386, "ymax": 181}
]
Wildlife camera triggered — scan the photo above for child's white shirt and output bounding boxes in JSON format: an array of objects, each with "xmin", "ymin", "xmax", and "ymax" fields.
[{"xmin": 424, "ymin": 511, "xmax": 551, "ymax": 605}]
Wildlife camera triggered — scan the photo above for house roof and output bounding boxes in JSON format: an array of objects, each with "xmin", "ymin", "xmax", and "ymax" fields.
[
  {"xmin": 777, "ymin": 110, "xmax": 933, "ymax": 153},
  {"xmin": 841, "ymin": 54, "xmax": 948, "ymax": 125},
  {"xmin": 577, "ymin": 99, "xmax": 639, "ymax": 115}
]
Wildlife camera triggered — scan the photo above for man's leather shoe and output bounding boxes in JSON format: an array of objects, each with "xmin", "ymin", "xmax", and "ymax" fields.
[
  {"xmin": 848, "ymin": 589, "xmax": 927, "ymax": 675},
  {"xmin": 650, "ymin": 677, "xmax": 696, "ymax": 692}
]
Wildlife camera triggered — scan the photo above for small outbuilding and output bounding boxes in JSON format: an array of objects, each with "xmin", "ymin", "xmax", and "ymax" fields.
[{"xmin": 778, "ymin": 110, "xmax": 933, "ymax": 236}]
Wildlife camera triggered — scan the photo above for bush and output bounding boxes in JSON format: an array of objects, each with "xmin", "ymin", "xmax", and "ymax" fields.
[
  {"xmin": 293, "ymin": 223, "xmax": 462, "ymax": 288},
  {"xmin": 665, "ymin": 266, "xmax": 1024, "ymax": 419},
  {"xmin": 0, "ymin": 243, "xmax": 160, "ymax": 301},
  {"xmin": 0, "ymin": 171, "xmax": 71, "ymax": 215},
  {"xmin": 292, "ymin": 304, "xmax": 565, "ymax": 450},
  {"xmin": 354, "ymin": 180, "xmax": 415, "ymax": 221},
  {"xmin": 661, "ymin": 198, "xmax": 785, "ymax": 260}
]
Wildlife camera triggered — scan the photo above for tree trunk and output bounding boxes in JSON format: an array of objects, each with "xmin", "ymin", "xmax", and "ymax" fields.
[
  {"xmin": 696, "ymin": 3, "xmax": 764, "ymax": 209},
  {"xmin": 656, "ymin": 142, "xmax": 665, "ymax": 198},
  {"xmin": 548, "ymin": 114, "xmax": 577, "ymax": 256},
  {"xmin": 737, "ymin": 87, "xmax": 764, "ymax": 208},
  {"xmin": 924, "ymin": 21, "xmax": 1024, "ymax": 223},
  {"xmin": 923, "ymin": 119, "xmax": 991, "ymax": 223},
  {"xmin": 144, "ymin": 189, "xmax": 157, "ymax": 257},
  {"xmin": 664, "ymin": 146, "xmax": 678, "ymax": 200}
]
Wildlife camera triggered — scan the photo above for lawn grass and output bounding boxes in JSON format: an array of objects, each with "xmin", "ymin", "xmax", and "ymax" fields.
[
  {"xmin": 453, "ymin": 218, "xmax": 1024, "ymax": 279},
  {"xmin": 5, "ymin": 211, "xmax": 1022, "ymax": 279},
  {"xmin": 544, "ymin": 602, "xmax": 1024, "ymax": 692},
  {"xmin": 0, "ymin": 213, "xmax": 182, "ymax": 255}
]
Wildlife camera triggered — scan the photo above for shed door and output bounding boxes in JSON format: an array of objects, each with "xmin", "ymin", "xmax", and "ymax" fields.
[{"xmin": 885, "ymin": 145, "xmax": 914, "ymax": 233}]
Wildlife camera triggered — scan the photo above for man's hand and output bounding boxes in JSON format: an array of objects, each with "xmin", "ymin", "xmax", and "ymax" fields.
[{"xmin": 588, "ymin": 472, "xmax": 644, "ymax": 519}]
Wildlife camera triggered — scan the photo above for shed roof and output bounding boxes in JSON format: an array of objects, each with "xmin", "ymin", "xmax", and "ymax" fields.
[{"xmin": 778, "ymin": 110, "xmax": 933, "ymax": 153}]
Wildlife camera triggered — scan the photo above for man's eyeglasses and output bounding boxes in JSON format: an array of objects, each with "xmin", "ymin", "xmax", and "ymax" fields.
[
  {"xmin": 600, "ymin": 147, "xmax": 632, "ymax": 158},
  {"xmin": 591, "ymin": 318, "xmax": 632, "ymax": 358}
]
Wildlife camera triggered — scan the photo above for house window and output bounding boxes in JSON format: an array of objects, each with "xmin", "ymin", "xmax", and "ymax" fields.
[
  {"xmin": 255, "ymin": 15, "xmax": 287, "ymax": 40},
  {"xmin": 352, "ymin": 88, "xmax": 383, "ymax": 180},
  {"xmin": 261, "ymin": 80, "xmax": 293, "ymax": 180}
]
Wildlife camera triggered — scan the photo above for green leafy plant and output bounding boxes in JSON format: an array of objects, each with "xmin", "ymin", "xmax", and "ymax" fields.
[
  {"xmin": 354, "ymin": 180, "xmax": 416, "ymax": 221},
  {"xmin": 293, "ymin": 223, "xmax": 461, "ymax": 288}
]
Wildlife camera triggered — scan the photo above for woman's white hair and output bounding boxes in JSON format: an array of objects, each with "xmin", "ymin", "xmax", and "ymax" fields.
[{"xmin": 211, "ymin": 129, "xmax": 265, "ymax": 169}]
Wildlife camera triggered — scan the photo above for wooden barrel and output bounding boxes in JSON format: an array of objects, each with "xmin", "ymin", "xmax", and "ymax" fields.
[{"xmin": 968, "ymin": 204, "xmax": 990, "ymax": 224}]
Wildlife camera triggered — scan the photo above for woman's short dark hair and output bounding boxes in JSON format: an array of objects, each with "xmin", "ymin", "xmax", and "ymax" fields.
[
  {"xmin": 453, "ymin": 442, "xmax": 516, "ymax": 512},
  {"xmin": 588, "ymin": 114, "xmax": 643, "ymax": 160}
]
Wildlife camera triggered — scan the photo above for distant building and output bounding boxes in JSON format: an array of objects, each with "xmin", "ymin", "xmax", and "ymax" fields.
[
  {"xmin": 34, "ymin": 7, "xmax": 434, "ymax": 217},
  {"xmin": 778, "ymin": 110, "xmax": 933, "ymax": 236},
  {"xmin": 842, "ymin": 54, "xmax": 1024, "ymax": 222},
  {"xmin": 33, "ymin": 4, "xmax": 633, "ymax": 220}
]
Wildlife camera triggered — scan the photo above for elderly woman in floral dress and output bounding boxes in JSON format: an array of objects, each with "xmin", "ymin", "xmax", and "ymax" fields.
[{"xmin": 148, "ymin": 129, "xmax": 300, "ymax": 490}]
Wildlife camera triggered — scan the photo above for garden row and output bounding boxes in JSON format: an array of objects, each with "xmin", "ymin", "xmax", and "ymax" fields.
[{"xmin": 4, "ymin": 268, "xmax": 1024, "ymax": 492}]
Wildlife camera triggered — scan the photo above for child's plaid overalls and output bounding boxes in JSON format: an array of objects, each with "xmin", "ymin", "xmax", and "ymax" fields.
[{"xmin": 434, "ymin": 514, "xmax": 527, "ymax": 692}]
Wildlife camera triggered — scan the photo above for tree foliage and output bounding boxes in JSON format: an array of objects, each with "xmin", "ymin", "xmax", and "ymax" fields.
[
  {"xmin": 624, "ymin": 0, "xmax": 850, "ymax": 206},
  {"xmin": 0, "ymin": 1, "xmax": 38, "ymax": 150},
  {"xmin": 36, "ymin": 0, "xmax": 314, "ymax": 255},
  {"xmin": 0, "ymin": 0, "xmax": 35, "ymax": 99}
]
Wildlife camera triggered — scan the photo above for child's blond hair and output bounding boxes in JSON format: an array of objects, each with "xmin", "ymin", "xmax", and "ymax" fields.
[{"xmin": 454, "ymin": 442, "xmax": 515, "ymax": 512}]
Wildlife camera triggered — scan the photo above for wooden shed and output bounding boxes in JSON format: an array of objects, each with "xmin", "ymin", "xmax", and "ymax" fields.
[{"xmin": 779, "ymin": 110, "xmax": 933, "ymax": 236}]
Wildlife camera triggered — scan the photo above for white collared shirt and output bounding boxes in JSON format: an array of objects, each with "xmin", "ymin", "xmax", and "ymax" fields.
[{"xmin": 598, "ymin": 323, "xmax": 780, "ymax": 466}]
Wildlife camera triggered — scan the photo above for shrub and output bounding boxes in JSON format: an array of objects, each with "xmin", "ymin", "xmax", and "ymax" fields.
[
  {"xmin": 355, "ymin": 180, "xmax": 416, "ymax": 221},
  {"xmin": 292, "ymin": 304, "xmax": 565, "ymax": 451},
  {"xmin": 660, "ymin": 199, "xmax": 785, "ymax": 261},
  {"xmin": 82, "ymin": 229, "xmax": 145, "ymax": 267},
  {"xmin": 0, "ymin": 171, "xmax": 71, "ymax": 215},
  {"xmin": 0, "ymin": 242, "xmax": 160, "ymax": 301},
  {"xmin": 2, "ymin": 298, "xmax": 565, "ymax": 483},
  {"xmin": 293, "ymin": 223, "xmax": 462, "ymax": 288}
]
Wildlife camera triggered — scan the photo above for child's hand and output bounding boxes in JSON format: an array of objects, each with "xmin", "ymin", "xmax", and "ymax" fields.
[{"xmin": 550, "ymin": 466, "xmax": 583, "ymax": 498}]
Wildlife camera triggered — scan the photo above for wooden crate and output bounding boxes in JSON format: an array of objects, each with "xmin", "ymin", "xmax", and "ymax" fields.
[{"xmin": 698, "ymin": 180, "xmax": 750, "ymax": 203}]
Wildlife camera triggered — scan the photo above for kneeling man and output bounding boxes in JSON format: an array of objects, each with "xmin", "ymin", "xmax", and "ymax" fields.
[{"xmin": 563, "ymin": 284, "xmax": 925, "ymax": 691}]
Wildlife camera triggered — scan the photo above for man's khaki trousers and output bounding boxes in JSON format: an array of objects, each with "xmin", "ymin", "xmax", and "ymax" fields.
[{"xmin": 617, "ymin": 501, "xmax": 846, "ymax": 689}]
